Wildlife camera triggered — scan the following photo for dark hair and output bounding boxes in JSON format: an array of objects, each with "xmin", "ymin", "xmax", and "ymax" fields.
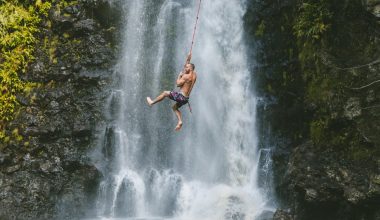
[{"xmin": 190, "ymin": 63, "xmax": 195, "ymax": 70}]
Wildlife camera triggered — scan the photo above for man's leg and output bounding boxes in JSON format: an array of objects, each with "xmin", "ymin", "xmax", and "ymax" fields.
[
  {"xmin": 172, "ymin": 103, "xmax": 183, "ymax": 131},
  {"xmin": 147, "ymin": 91, "xmax": 170, "ymax": 106}
]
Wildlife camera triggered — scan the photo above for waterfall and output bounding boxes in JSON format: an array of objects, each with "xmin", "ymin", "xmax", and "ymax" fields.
[{"xmin": 91, "ymin": 0, "xmax": 274, "ymax": 219}]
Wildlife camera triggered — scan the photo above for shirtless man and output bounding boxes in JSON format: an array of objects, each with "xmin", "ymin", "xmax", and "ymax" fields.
[{"xmin": 146, "ymin": 53, "xmax": 197, "ymax": 131}]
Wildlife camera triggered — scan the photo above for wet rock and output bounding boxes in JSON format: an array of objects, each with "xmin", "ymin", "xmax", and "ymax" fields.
[
  {"xmin": 40, "ymin": 160, "xmax": 53, "ymax": 173},
  {"xmin": 52, "ymin": 13, "xmax": 75, "ymax": 30},
  {"xmin": 369, "ymin": 174, "xmax": 380, "ymax": 199},
  {"xmin": 279, "ymin": 142, "xmax": 380, "ymax": 220},
  {"xmin": 74, "ymin": 19, "xmax": 98, "ymax": 35},
  {"xmin": 365, "ymin": 0, "xmax": 380, "ymax": 18},
  {"xmin": 5, "ymin": 165, "xmax": 21, "ymax": 174},
  {"xmin": 273, "ymin": 209, "xmax": 293, "ymax": 220},
  {"xmin": 50, "ymin": 100, "xmax": 59, "ymax": 109},
  {"xmin": 246, "ymin": 0, "xmax": 380, "ymax": 219},
  {"xmin": 0, "ymin": 153, "xmax": 11, "ymax": 165},
  {"xmin": 305, "ymin": 188, "xmax": 318, "ymax": 201},
  {"xmin": 344, "ymin": 97, "xmax": 362, "ymax": 119},
  {"xmin": 256, "ymin": 210, "xmax": 275, "ymax": 220},
  {"xmin": 64, "ymin": 4, "xmax": 81, "ymax": 17},
  {"xmin": 366, "ymin": 90, "xmax": 376, "ymax": 103},
  {"xmin": 345, "ymin": 188, "xmax": 365, "ymax": 204}
]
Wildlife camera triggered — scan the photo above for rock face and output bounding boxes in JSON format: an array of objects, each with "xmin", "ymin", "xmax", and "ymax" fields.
[
  {"xmin": 273, "ymin": 210, "xmax": 293, "ymax": 220},
  {"xmin": 0, "ymin": 0, "xmax": 121, "ymax": 219},
  {"xmin": 282, "ymin": 142, "xmax": 380, "ymax": 220},
  {"xmin": 365, "ymin": 0, "xmax": 380, "ymax": 18},
  {"xmin": 245, "ymin": 0, "xmax": 380, "ymax": 219}
]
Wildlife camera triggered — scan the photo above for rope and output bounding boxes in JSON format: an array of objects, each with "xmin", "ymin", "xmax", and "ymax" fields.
[
  {"xmin": 189, "ymin": 0, "xmax": 202, "ymax": 54},
  {"xmin": 185, "ymin": 0, "xmax": 202, "ymax": 115}
]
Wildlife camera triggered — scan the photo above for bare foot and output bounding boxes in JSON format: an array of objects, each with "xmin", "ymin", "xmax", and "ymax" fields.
[
  {"xmin": 175, "ymin": 121, "xmax": 183, "ymax": 131},
  {"xmin": 146, "ymin": 97, "xmax": 154, "ymax": 106}
]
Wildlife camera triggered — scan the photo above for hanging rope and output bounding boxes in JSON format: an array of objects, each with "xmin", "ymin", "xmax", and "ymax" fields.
[
  {"xmin": 183, "ymin": 0, "xmax": 202, "ymax": 115},
  {"xmin": 189, "ymin": 0, "xmax": 202, "ymax": 55}
]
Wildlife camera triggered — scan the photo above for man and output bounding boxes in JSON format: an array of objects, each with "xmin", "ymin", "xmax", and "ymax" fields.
[{"xmin": 146, "ymin": 53, "xmax": 197, "ymax": 131}]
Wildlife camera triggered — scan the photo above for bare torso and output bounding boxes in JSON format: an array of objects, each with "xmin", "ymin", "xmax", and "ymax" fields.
[{"xmin": 179, "ymin": 71, "xmax": 197, "ymax": 97}]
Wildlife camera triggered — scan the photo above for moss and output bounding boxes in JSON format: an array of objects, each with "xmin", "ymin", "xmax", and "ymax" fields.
[
  {"xmin": 307, "ymin": 77, "xmax": 332, "ymax": 103},
  {"xmin": 59, "ymin": 0, "xmax": 78, "ymax": 8},
  {"xmin": 310, "ymin": 118, "xmax": 329, "ymax": 143},
  {"xmin": 255, "ymin": 20, "xmax": 265, "ymax": 37},
  {"xmin": 0, "ymin": 0, "xmax": 51, "ymax": 144},
  {"xmin": 63, "ymin": 32, "xmax": 70, "ymax": 38},
  {"xmin": 267, "ymin": 84, "xmax": 274, "ymax": 94},
  {"xmin": 11, "ymin": 128, "xmax": 23, "ymax": 142},
  {"xmin": 348, "ymin": 145, "xmax": 378, "ymax": 161},
  {"xmin": 45, "ymin": 35, "xmax": 61, "ymax": 65}
]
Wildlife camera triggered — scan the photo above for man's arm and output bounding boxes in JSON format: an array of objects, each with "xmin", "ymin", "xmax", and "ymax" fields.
[{"xmin": 176, "ymin": 72, "xmax": 186, "ymax": 87}]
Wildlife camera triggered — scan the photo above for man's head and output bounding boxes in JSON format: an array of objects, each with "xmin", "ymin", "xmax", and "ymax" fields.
[{"xmin": 184, "ymin": 63, "xmax": 195, "ymax": 73}]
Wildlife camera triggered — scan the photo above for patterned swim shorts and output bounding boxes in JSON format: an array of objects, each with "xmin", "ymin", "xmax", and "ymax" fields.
[{"xmin": 169, "ymin": 91, "xmax": 189, "ymax": 108}]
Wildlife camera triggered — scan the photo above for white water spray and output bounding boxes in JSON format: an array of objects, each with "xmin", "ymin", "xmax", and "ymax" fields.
[{"xmin": 92, "ymin": 0, "xmax": 274, "ymax": 219}]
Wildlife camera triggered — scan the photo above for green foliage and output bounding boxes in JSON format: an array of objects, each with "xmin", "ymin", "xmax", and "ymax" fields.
[
  {"xmin": 0, "ymin": 0, "xmax": 51, "ymax": 143},
  {"xmin": 291, "ymin": 1, "xmax": 337, "ymax": 147},
  {"xmin": 293, "ymin": 0, "xmax": 332, "ymax": 76},
  {"xmin": 255, "ymin": 21, "xmax": 265, "ymax": 37},
  {"xmin": 306, "ymin": 76, "xmax": 332, "ymax": 103},
  {"xmin": 293, "ymin": 1, "xmax": 332, "ymax": 42},
  {"xmin": 345, "ymin": 134, "xmax": 378, "ymax": 161},
  {"xmin": 310, "ymin": 118, "xmax": 328, "ymax": 144}
]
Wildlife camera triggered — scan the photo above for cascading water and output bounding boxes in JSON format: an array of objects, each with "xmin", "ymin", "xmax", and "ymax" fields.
[{"xmin": 91, "ymin": 0, "xmax": 274, "ymax": 219}]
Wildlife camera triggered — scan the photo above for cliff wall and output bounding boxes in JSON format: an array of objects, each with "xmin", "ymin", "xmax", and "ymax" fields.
[
  {"xmin": 0, "ymin": 1, "xmax": 121, "ymax": 219},
  {"xmin": 245, "ymin": 0, "xmax": 380, "ymax": 219}
]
